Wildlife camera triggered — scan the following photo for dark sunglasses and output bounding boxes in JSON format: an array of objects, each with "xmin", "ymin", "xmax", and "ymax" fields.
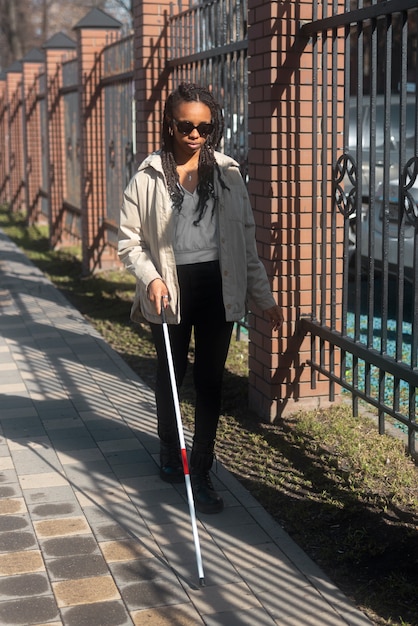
[{"xmin": 173, "ymin": 119, "xmax": 214, "ymax": 137}]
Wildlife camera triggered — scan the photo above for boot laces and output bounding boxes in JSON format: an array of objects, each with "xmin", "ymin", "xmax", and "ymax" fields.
[{"xmin": 196, "ymin": 471, "xmax": 215, "ymax": 491}]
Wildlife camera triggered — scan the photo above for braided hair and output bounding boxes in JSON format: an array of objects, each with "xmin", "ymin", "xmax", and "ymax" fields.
[{"xmin": 161, "ymin": 82, "xmax": 227, "ymax": 225}]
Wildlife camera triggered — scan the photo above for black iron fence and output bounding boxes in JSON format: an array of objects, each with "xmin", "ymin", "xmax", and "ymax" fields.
[
  {"xmin": 102, "ymin": 34, "xmax": 135, "ymax": 247},
  {"xmin": 58, "ymin": 32, "xmax": 134, "ymax": 253},
  {"xmin": 62, "ymin": 57, "xmax": 81, "ymax": 236},
  {"xmin": 167, "ymin": 0, "xmax": 248, "ymax": 174},
  {"xmin": 300, "ymin": 0, "xmax": 418, "ymax": 455}
]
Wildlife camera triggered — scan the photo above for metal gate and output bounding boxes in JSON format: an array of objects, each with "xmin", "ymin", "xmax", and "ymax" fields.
[
  {"xmin": 102, "ymin": 34, "xmax": 135, "ymax": 249},
  {"xmin": 300, "ymin": 0, "xmax": 418, "ymax": 455},
  {"xmin": 62, "ymin": 57, "xmax": 81, "ymax": 239}
]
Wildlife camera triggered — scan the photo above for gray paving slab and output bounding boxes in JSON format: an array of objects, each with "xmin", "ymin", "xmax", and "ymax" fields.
[{"xmin": 0, "ymin": 228, "xmax": 373, "ymax": 626}]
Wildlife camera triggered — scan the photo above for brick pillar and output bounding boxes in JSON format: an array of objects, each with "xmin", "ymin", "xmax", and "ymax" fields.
[
  {"xmin": 5, "ymin": 62, "xmax": 25, "ymax": 213},
  {"xmin": 247, "ymin": 0, "xmax": 345, "ymax": 420},
  {"xmin": 73, "ymin": 8, "xmax": 122, "ymax": 274},
  {"xmin": 21, "ymin": 49, "xmax": 46, "ymax": 226},
  {"xmin": 132, "ymin": 0, "xmax": 172, "ymax": 162},
  {"xmin": 43, "ymin": 33, "xmax": 77, "ymax": 247}
]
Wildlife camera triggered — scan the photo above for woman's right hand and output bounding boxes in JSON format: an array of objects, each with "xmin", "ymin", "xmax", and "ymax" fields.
[{"xmin": 147, "ymin": 278, "xmax": 170, "ymax": 315}]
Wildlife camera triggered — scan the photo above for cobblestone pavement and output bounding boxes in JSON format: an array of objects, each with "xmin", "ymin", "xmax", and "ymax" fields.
[{"xmin": 0, "ymin": 229, "xmax": 373, "ymax": 626}]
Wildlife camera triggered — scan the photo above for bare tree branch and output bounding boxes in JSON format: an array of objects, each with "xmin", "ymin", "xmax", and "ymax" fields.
[{"xmin": 0, "ymin": 0, "xmax": 130, "ymax": 70}]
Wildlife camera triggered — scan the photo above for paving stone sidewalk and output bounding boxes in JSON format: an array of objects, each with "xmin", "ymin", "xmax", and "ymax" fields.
[{"xmin": 0, "ymin": 229, "xmax": 373, "ymax": 626}]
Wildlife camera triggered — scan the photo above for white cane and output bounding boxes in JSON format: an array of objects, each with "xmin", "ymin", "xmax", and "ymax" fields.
[{"xmin": 160, "ymin": 298, "xmax": 205, "ymax": 586}]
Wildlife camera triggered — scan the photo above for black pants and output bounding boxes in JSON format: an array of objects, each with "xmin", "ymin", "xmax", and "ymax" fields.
[{"xmin": 150, "ymin": 260, "xmax": 233, "ymax": 449}]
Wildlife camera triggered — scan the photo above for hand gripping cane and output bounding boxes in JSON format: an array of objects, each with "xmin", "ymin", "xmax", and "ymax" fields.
[{"xmin": 160, "ymin": 299, "xmax": 205, "ymax": 586}]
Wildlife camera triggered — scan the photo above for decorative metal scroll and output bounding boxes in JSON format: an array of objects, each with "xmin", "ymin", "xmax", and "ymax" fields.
[
  {"xmin": 333, "ymin": 153, "xmax": 357, "ymax": 218},
  {"xmin": 402, "ymin": 156, "xmax": 418, "ymax": 227}
]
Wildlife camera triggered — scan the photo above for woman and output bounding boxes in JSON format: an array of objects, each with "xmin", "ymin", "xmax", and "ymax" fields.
[{"xmin": 118, "ymin": 83, "xmax": 283, "ymax": 514}]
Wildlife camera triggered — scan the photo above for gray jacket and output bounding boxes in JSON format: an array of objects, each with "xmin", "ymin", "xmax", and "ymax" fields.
[{"xmin": 118, "ymin": 151, "xmax": 276, "ymax": 324}]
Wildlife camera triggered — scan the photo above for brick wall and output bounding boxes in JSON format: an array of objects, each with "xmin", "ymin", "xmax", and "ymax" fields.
[{"xmin": 0, "ymin": 11, "xmax": 125, "ymax": 274}]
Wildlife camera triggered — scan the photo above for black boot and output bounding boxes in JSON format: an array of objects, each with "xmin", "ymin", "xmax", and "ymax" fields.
[
  {"xmin": 190, "ymin": 441, "xmax": 223, "ymax": 514},
  {"xmin": 191, "ymin": 471, "xmax": 224, "ymax": 514},
  {"xmin": 159, "ymin": 441, "xmax": 184, "ymax": 483}
]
